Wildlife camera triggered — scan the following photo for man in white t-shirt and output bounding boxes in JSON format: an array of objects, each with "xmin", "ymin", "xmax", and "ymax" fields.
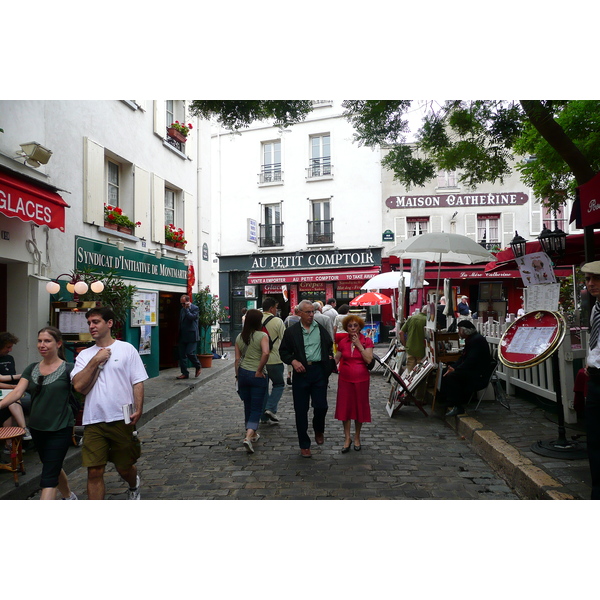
[{"xmin": 71, "ymin": 307, "xmax": 148, "ymax": 500}]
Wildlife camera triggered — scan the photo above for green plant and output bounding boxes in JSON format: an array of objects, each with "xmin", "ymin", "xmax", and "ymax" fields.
[
  {"xmin": 104, "ymin": 204, "xmax": 141, "ymax": 229},
  {"xmin": 194, "ymin": 285, "xmax": 229, "ymax": 328},
  {"xmin": 165, "ymin": 224, "xmax": 187, "ymax": 245},
  {"xmin": 169, "ymin": 121, "xmax": 193, "ymax": 137}
]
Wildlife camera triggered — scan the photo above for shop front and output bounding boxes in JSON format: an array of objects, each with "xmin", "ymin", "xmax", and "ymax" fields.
[
  {"xmin": 219, "ymin": 248, "xmax": 382, "ymax": 342},
  {"xmin": 72, "ymin": 236, "xmax": 190, "ymax": 376}
]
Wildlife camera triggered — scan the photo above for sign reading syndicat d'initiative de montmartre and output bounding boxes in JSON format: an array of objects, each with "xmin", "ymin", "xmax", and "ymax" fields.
[{"xmin": 76, "ymin": 237, "xmax": 187, "ymax": 286}]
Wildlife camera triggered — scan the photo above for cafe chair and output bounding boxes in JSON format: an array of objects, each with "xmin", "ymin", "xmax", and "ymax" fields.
[{"xmin": 0, "ymin": 427, "xmax": 26, "ymax": 486}]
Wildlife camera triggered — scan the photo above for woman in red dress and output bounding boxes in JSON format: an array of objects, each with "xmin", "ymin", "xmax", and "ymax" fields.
[{"xmin": 334, "ymin": 314, "xmax": 374, "ymax": 452}]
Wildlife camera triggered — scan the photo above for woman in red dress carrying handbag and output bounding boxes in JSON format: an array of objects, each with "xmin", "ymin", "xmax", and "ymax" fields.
[{"xmin": 334, "ymin": 314, "xmax": 374, "ymax": 453}]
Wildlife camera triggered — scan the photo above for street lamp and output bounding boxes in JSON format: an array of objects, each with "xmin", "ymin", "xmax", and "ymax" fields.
[
  {"xmin": 509, "ymin": 231, "xmax": 528, "ymax": 258},
  {"xmin": 538, "ymin": 215, "xmax": 567, "ymax": 258},
  {"xmin": 46, "ymin": 273, "xmax": 105, "ymax": 301}
]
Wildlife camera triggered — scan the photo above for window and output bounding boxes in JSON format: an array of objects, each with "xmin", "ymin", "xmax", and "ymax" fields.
[
  {"xmin": 166, "ymin": 101, "xmax": 174, "ymax": 129},
  {"xmin": 107, "ymin": 160, "xmax": 120, "ymax": 206},
  {"xmin": 407, "ymin": 217, "xmax": 429, "ymax": 236},
  {"xmin": 308, "ymin": 134, "xmax": 331, "ymax": 178},
  {"xmin": 259, "ymin": 203, "xmax": 283, "ymax": 247},
  {"xmin": 308, "ymin": 199, "xmax": 333, "ymax": 244},
  {"xmin": 437, "ymin": 170, "xmax": 458, "ymax": 188},
  {"xmin": 260, "ymin": 141, "xmax": 282, "ymax": 183},
  {"xmin": 165, "ymin": 188, "xmax": 175, "ymax": 226},
  {"xmin": 477, "ymin": 214, "xmax": 500, "ymax": 248},
  {"xmin": 542, "ymin": 204, "xmax": 567, "ymax": 231}
]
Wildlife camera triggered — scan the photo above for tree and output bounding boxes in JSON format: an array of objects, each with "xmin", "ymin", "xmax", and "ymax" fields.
[{"xmin": 189, "ymin": 100, "xmax": 313, "ymax": 131}]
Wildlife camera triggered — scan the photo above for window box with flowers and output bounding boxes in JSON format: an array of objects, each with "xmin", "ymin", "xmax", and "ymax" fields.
[
  {"xmin": 104, "ymin": 205, "xmax": 141, "ymax": 234},
  {"xmin": 165, "ymin": 224, "xmax": 187, "ymax": 248},
  {"xmin": 167, "ymin": 121, "xmax": 193, "ymax": 144}
]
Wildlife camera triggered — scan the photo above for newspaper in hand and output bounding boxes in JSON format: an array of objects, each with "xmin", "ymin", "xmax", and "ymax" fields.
[{"xmin": 123, "ymin": 403, "xmax": 134, "ymax": 424}]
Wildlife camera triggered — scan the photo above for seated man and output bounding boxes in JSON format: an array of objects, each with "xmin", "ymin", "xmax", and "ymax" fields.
[
  {"xmin": 0, "ymin": 332, "xmax": 31, "ymax": 446},
  {"xmin": 436, "ymin": 320, "xmax": 491, "ymax": 417}
]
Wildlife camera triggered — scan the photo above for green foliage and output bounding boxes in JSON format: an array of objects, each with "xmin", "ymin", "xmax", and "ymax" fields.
[
  {"xmin": 189, "ymin": 100, "xmax": 313, "ymax": 131},
  {"xmin": 514, "ymin": 100, "xmax": 600, "ymax": 211},
  {"xmin": 193, "ymin": 286, "xmax": 228, "ymax": 328}
]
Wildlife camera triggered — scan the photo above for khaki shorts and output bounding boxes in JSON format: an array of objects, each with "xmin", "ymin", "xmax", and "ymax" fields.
[{"xmin": 82, "ymin": 420, "xmax": 141, "ymax": 469}]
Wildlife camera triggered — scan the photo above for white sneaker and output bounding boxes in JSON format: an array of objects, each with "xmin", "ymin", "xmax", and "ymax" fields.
[
  {"xmin": 243, "ymin": 439, "xmax": 254, "ymax": 453},
  {"xmin": 250, "ymin": 432, "xmax": 260, "ymax": 443},
  {"xmin": 62, "ymin": 491, "xmax": 78, "ymax": 500},
  {"xmin": 23, "ymin": 427, "xmax": 32, "ymax": 441},
  {"xmin": 128, "ymin": 475, "xmax": 141, "ymax": 500},
  {"xmin": 265, "ymin": 410, "xmax": 279, "ymax": 423}
]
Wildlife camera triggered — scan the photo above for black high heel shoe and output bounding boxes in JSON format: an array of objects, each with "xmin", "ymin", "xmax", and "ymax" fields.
[
  {"xmin": 341, "ymin": 440, "xmax": 352, "ymax": 453},
  {"xmin": 353, "ymin": 443, "xmax": 361, "ymax": 451}
]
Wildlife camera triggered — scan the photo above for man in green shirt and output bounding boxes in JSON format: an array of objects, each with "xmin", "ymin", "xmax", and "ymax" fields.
[
  {"xmin": 279, "ymin": 299, "xmax": 334, "ymax": 458},
  {"xmin": 400, "ymin": 306, "xmax": 427, "ymax": 372}
]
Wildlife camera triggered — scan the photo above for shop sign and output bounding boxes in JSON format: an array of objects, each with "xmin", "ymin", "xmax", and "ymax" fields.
[
  {"xmin": 299, "ymin": 282, "xmax": 326, "ymax": 291},
  {"xmin": 75, "ymin": 236, "xmax": 188, "ymax": 286},
  {"xmin": 385, "ymin": 192, "xmax": 528, "ymax": 209},
  {"xmin": 247, "ymin": 218, "xmax": 258, "ymax": 243},
  {"xmin": 577, "ymin": 172, "xmax": 600, "ymax": 227},
  {"xmin": 250, "ymin": 249, "xmax": 377, "ymax": 272},
  {"xmin": 336, "ymin": 281, "xmax": 363, "ymax": 291}
]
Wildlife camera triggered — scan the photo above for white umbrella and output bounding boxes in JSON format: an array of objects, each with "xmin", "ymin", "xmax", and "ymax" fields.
[
  {"xmin": 389, "ymin": 232, "xmax": 495, "ymax": 265},
  {"xmin": 361, "ymin": 271, "xmax": 428, "ymax": 290},
  {"xmin": 389, "ymin": 233, "xmax": 496, "ymax": 326}
]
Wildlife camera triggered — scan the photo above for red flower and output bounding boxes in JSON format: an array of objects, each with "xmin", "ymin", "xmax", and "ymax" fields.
[{"xmin": 108, "ymin": 214, "xmax": 116, "ymax": 221}]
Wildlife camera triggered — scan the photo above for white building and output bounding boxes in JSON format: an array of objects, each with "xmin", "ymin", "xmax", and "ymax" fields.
[
  {"xmin": 0, "ymin": 100, "xmax": 210, "ymax": 375},
  {"xmin": 210, "ymin": 101, "xmax": 384, "ymax": 341}
]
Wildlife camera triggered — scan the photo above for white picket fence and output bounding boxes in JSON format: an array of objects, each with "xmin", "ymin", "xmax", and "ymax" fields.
[{"xmin": 474, "ymin": 318, "xmax": 587, "ymax": 424}]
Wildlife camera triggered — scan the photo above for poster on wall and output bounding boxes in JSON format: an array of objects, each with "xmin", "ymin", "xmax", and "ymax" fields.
[
  {"xmin": 516, "ymin": 252, "xmax": 556, "ymax": 285},
  {"xmin": 139, "ymin": 325, "xmax": 152, "ymax": 355},
  {"xmin": 131, "ymin": 291, "xmax": 158, "ymax": 327}
]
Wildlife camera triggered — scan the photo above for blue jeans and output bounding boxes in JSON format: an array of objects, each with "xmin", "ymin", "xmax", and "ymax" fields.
[
  {"xmin": 262, "ymin": 362, "xmax": 285, "ymax": 416},
  {"xmin": 238, "ymin": 367, "xmax": 269, "ymax": 431},
  {"xmin": 291, "ymin": 363, "xmax": 329, "ymax": 449},
  {"xmin": 179, "ymin": 340, "xmax": 201, "ymax": 376}
]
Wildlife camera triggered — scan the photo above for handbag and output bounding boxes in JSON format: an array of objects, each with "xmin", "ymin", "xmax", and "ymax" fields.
[{"xmin": 366, "ymin": 358, "xmax": 376, "ymax": 371}]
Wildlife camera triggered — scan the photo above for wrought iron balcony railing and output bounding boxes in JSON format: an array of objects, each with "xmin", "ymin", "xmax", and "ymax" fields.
[
  {"xmin": 306, "ymin": 157, "xmax": 332, "ymax": 178},
  {"xmin": 307, "ymin": 219, "xmax": 334, "ymax": 245},
  {"xmin": 259, "ymin": 223, "xmax": 284, "ymax": 247},
  {"xmin": 258, "ymin": 164, "xmax": 283, "ymax": 184}
]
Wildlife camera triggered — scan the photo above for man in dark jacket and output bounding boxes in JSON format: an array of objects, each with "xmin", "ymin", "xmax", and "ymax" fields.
[
  {"xmin": 437, "ymin": 320, "xmax": 491, "ymax": 416},
  {"xmin": 279, "ymin": 299, "xmax": 334, "ymax": 458},
  {"xmin": 176, "ymin": 294, "xmax": 202, "ymax": 380}
]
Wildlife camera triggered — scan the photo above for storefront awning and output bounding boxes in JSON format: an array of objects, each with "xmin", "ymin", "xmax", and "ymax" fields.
[
  {"xmin": 248, "ymin": 266, "xmax": 380, "ymax": 285},
  {"xmin": 0, "ymin": 170, "xmax": 69, "ymax": 231}
]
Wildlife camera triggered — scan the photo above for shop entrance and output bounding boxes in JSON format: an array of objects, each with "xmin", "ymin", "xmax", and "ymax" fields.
[{"xmin": 158, "ymin": 292, "xmax": 183, "ymax": 369}]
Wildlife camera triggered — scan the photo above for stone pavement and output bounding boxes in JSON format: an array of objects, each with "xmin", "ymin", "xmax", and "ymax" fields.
[{"xmin": 0, "ymin": 347, "xmax": 592, "ymax": 500}]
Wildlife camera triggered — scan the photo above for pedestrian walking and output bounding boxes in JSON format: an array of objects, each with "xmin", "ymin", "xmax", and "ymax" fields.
[
  {"xmin": 334, "ymin": 314, "xmax": 373, "ymax": 452},
  {"xmin": 234, "ymin": 309, "xmax": 270, "ymax": 454},
  {"xmin": 0, "ymin": 327, "xmax": 77, "ymax": 499},
  {"xmin": 284, "ymin": 305, "xmax": 301, "ymax": 386},
  {"xmin": 279, "ymin": 299, "xmax": 335, "ymax": 458},
  {"xmin": 582, "ymin": 261, "xmax": 600, "ymax": 499},
  {"xmin": 399, "ymin": 306, "xmax": 427, "ymax": 372},
  {"xmin": 176, "ymin": 294, "xmax": 202, "ymax": 380},
  {"xmin": 260, "ymin": 297, "xmax": 286, "ymax": 424},
  {"xmin": 313, "ymin": 301, "xmax": 334, "ymax": 339},
  {"xmin": 71, "ymin": 307, "xmax": 148, "ymax": 500}
]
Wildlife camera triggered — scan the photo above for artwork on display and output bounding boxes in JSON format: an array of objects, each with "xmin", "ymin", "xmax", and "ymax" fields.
[
  {"xmin": 139, "ymin": 325, "xmax": 152, "ymax": 355},
  {"xmin": 131, "ymin": 291, "xmax": 158, "ymax": 327},
  {"xmin": 516, "ymin": 252, "xmax": 556, "ymax": 286}
]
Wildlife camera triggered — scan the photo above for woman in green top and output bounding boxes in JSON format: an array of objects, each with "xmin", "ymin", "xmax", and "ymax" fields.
[
  {"xmin": 234, "ymin": 309, "xmax": 270, "ymax": 453},
  {"xmin": 0, "ymin": 327, "xmax": 77, "ymax": 500}
]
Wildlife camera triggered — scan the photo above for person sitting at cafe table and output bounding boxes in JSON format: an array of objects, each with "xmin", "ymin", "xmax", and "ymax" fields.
[{"xmin": 436, "ymin": 320, "xmax": 491, "ymax": 417}]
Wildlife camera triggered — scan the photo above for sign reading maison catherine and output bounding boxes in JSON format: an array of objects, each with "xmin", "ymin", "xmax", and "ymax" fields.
[
  {"xmin": 386, "ymin": 192, "xmax": 528, "ymax": 209},
  {"xmin": 75, "ymin": 237, "xmax": 188, "ymax": 286}
]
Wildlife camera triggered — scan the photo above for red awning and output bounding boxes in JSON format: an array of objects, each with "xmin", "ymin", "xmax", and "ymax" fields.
[
  {"xmin": 0, "ymin": 171, "xmax": 69, "ymax": 231},
  {"xmin": 248, "ymin": 266, "xmax": 380, "ymax": 285}
]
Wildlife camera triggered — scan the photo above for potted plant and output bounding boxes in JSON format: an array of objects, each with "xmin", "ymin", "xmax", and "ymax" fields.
[
  {"xmin": 165, "ymin": 224, "xmax": 187, "ymax": 248},
  {"xmin": 167, "ymin": 121, "xmax": 193, "ymax": 143},
  {"xmin": 104, "ymin": 204, "xmax": 141, "ymax": 234},
  {"xmin": 194, "ymin": 285, "xmax": 229, "ymax": 367}
]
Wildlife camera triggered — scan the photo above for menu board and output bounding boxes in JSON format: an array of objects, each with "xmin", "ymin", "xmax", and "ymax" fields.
[
  {"xmin": 58, "ymin": 311, "xmax": 90, "ymax": 334},
  {"xmin": 525, "ymin": 283, "xmax": 560, "ymax": 312},
  {"xmin": 499, "ymin": 310, "xmax": 565, "ymax": 369},
  {"xmin": 130, "ymin": 291, "xmax": 158, "ymax": 327}
]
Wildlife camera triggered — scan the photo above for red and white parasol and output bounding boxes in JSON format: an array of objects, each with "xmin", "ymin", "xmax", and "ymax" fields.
[{"xmin": 350, "ymin": 292, "xmax": 392, "ymax": 306}]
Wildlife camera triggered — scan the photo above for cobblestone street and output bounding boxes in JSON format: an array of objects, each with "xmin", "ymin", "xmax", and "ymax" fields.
[{"xmin": 62, "ymin": 365, "xmax": 518, "ymax": 500}]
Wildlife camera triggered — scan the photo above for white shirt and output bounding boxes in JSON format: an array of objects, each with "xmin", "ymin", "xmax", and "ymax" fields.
[{"xmin": 71, "ymin": 340, "xmax": 148, "ymax": 425}]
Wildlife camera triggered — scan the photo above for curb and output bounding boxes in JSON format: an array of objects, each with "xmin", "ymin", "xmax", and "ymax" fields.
[
  {"xmin": 445, "ymin": 414, "xmax": 577, "ymax": 500},
  {"xmin": 1, "ymin": 361, "xmax": 235, "ymax": 500}
]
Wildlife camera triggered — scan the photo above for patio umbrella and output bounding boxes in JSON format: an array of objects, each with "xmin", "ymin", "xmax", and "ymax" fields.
[
  {"xmin": 360, "ymin": 271, "xmax": 428, "ymax": 290},
  {"xmin": 389, "ymin": 233, "xmax": 496, "ymax": 326},
  {"xmin": 350, "ymin": 292, "xmax": 392, "ymax": 306}
]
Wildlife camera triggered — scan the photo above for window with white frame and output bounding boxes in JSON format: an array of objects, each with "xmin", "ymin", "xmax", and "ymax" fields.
[
  {"xmin": 165, "ymin": 188, "xmax": 176, "ymax": 226},
  {"xmin": 436, "ymin": 169, "xmax": 458, "ymax": 188},
  {"xmin": 542, "ymin": 203, "xmax": 567, "ymax": 231},
  {"xmin": 477, "ymin": 214, "xmax": 500, "ymax": 246},
  {"xmin": 260, "ymin": 203, "xmax": 283, "ymax": 246},
  {"xmin": 261, "ymin": 140, "xmax": 282, "ymax": 183},
  {"xmin": 166, "ymin": 100, "xmax": 174, "ymax": 129},
  {"xmin": 309, "ymin": 199, "xmax": 333, "ymax": 244},
  {"xmin": 407, "ymin": 217, "xmax": 429, "ymax": 236},
  {"xmin": 107, "ymin": 160, "xmax": 120, "ymax": 206},
  {"xmin": 308, "ymin": 134, "xmax": 331, "ymax": 177}
]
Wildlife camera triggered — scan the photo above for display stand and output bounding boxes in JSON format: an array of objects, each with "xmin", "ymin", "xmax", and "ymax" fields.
[
  {"xmin": 426, "ymin": 330, "xmax": 461, "ymax": 410},
  {"xmin": 499, "ymin": 310, "xmax": 587, "ymax": 459},
  {"xmin": 375, "ymin": 355, "xmax": 433, "ymax": 417}
]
